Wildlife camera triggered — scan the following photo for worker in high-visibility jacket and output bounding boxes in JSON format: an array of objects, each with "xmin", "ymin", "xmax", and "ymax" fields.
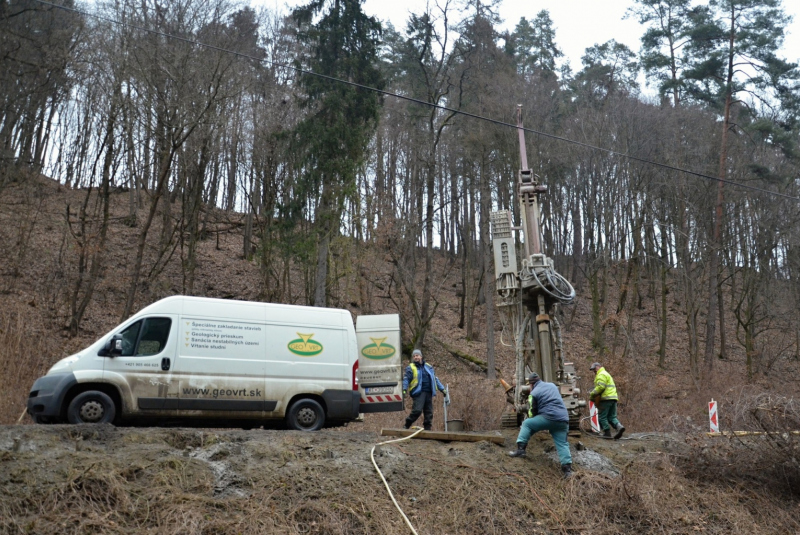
[
  {"xmin": 589, "ymin": 362, "xmax": 625, "ymax": 439},
  {"xmin": 402, "ymin": 349, "xmax": 447, "ymax": 431}
]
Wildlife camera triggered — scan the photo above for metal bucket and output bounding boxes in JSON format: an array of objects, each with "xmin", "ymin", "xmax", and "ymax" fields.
[{"xmin": 446, "ymin": 419, "xmax": 465, "ymax": 432}]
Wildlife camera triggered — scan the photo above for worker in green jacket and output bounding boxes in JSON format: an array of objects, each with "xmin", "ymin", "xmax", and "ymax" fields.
[{"xmin": 589, "ymin": 362, "xmax": 625, "ymax": 439}]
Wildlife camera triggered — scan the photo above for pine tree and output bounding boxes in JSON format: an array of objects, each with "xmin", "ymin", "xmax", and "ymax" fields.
[
  {"xmin": 291, "ymin": 0, "xmax": 383, "ymax": 307},
  {"xmin": 629, "ymin": 0, "xmax": 693, "ymax": 106},
  {"xmin": 508, "ymin": 11, "xmax": 562, "ymax": 78},
  {"xmin": 682, "ymin": 0, "xmax": 798, "ymax": 368}
]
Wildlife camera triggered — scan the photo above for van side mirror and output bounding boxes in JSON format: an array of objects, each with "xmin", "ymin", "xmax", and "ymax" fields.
[
  {"xmin": 100, "ymin": 334, "xmax": 124, "ymax": 357},
  {"xmin": 109, "ymin": 334, "xmax": 123, "ymax": 356}
]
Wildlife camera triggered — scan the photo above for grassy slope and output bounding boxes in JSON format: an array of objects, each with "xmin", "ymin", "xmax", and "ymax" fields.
[{"xmin": 0, "ymin": 176, "xmax": 799, "ymax": 533}]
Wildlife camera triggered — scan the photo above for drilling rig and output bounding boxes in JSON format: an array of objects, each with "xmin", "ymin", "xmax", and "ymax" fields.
[{"xmin": 493, "ymin": 106, "xmax": 585, "ymax": 429}]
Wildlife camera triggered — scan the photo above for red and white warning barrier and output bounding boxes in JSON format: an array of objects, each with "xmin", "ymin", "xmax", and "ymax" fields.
[
  {"xmin": 709, "ymin": 399, "xmax": 719, "ymax": 433},
  {"xmin": 361, "ymin": 394, "xmax": 403, "ymax": 404},
  {"xmin": 589, "ymin": 401, "xmax": 601, "ymax": 433}
]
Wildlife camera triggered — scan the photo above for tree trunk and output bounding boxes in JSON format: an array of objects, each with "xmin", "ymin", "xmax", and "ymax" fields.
[
  {"xmin": 571, "ymin": 197, "xmax": 583, "ymax": 291},
  {"xmin": 120, "ymin": 143, "xmax": 174, "ymax": 321},
  {"xmin": 658, "ymin": 222, "xmax": 668, "ymax": 368},
  {"xmin": 69, "ymin": 89, "xmax": 118, "ymax": 335},
  {"xmin": 417, "ymin": 148, "xmax": 436, "ymax": 348},
  {"xmin": 480, "ymin": 157, "xmax": 495, "ymax": 379},
  {"xmin": 704, "ymin": 91, "xmax": 732, "ymax": 370},
  {"xmin": 314, "ymin": 184, "xmax": 332, "ymax": 308}
]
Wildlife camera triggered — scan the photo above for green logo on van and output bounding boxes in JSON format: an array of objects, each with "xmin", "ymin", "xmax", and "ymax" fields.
[
  {"xmin": 288, "ymin": 333, "xmax": 323, "ymax": 357},
  {"xmin": 361, "ymin": 337, "xmax": 396, "ymax": 360}
]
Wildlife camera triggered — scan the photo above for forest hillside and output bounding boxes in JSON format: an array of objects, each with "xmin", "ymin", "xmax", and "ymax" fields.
[
  {"xmin": 0, "ymin": 172, "xmax": 799, "ymax": 535},
  {"xmin": 1, "ymin": 172, "xmax": 799, "ymax": 432}
]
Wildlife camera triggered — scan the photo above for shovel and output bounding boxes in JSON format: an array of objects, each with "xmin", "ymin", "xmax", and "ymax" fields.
[{"xmin": 443, "ymin": 384, "xmax": 451, "ymax": 431}]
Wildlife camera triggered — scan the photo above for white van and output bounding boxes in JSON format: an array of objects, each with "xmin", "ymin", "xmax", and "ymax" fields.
[{"xmin": 27, "ymin": 296, "xmax": 403, "ymax": 430}]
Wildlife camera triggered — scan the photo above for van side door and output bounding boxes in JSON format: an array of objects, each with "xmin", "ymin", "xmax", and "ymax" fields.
[
  {"xmin": 173, "ymin": 317, "xmax": 267, "ymax": 417},
  {"xmin": 102, "ymin": 316, "xmax": 178, "ymax": 414}
]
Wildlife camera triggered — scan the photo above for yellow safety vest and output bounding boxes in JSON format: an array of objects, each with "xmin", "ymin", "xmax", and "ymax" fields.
[{"xmin": 407, "ymin": 363, "xmax": 421, "ymax": 392}]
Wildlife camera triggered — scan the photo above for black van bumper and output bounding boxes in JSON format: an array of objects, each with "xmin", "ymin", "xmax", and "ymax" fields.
[
  {"xmin": 27, "ymin": 373, "xmax": 77, "ymax": 421},
  {"xmin": 322, "ymin": 390, "xmax": 360, "ymax": 420}
]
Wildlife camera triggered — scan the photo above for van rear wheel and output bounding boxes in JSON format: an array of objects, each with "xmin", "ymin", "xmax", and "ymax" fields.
[
  {"xmin": 67, "ymin": 391, "xmax": 116, "ymax": 424},
  {"xmin": 287, "ymin": 399, "xmax": 325, "ymax": 431}
]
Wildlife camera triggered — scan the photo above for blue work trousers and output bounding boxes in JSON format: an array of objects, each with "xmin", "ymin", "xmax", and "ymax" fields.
[{"xmin": 516, "ymin": 415, "xmax": 572, "ymax": 466}]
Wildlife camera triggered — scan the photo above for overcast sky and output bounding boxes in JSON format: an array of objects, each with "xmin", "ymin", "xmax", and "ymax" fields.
[{"xmin": 269, "ymin": 0, "xmax": 800, "ymax": 93}]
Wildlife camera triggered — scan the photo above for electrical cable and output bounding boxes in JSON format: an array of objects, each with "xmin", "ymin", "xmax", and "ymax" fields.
[
  {"xmin": 370, "ymin": 427, "xmax": 425, "ymax": 535},
  {"xmin": 522, "ymin": 262, "xmax": 576, "ymax": 304},
  {"xmin": 31, "ymin": 0, "xmax": 800, "ymax": 202},
  {"xmin": 544, "ymin": 269, "xmax": 576, "ymax": 302}
]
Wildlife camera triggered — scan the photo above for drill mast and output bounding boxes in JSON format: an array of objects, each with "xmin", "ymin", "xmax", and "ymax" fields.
[{"xmin": 492, "ymin": 106, "xmax": 584, "ymax": 427}]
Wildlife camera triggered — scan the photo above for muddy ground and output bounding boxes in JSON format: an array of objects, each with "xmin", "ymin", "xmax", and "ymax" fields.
[{"xmin": 3, "ymin": 423, "xmax": 796, "ymax": 535}]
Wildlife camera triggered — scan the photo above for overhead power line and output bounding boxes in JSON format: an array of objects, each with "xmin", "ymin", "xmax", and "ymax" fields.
[{"xmin": 32, "ymin": 0, "xmax": 800, "ymax": 201}]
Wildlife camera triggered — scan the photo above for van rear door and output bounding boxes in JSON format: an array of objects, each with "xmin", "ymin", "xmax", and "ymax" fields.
[{"xmin": 356, "ymin": 314, "xmax": 403, "ymax": 413}]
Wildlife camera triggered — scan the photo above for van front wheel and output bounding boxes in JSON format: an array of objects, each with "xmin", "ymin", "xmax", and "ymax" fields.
[
  {"xmin": 67, "ymin": 391, "xmax": 116, "ymax": 424},
  {"xmin": 287, "ymin": 399, "xmax": 325, "ymax": 431}
]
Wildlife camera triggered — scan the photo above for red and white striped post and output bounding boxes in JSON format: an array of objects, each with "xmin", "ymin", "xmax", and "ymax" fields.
[
  {"xmin": 589, "ymin": 401, "xmax": 601, "ymax": 433},
  {"xmin": 709, "ymin": 399, "xmax": 719, "ymax": 433}
]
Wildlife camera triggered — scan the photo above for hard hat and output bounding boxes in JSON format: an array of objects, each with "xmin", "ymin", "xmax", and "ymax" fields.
[
  {"xmin": 527, "ymin": 373, "xmax": 540, "ymax": 383},
  {"xmin": 590, "ymin": 362, "xmax": 602, "ymax": 371}
]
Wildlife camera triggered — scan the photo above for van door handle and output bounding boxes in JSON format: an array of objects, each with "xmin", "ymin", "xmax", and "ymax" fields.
[{"xmin": 161, "ymin": 358, "xmax": 171, "ymax": 371}]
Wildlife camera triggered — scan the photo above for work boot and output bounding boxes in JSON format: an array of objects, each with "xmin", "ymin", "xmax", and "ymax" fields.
[
  {"xmin": 403, "ymin": 421, "xmax": 411, "ymax": 430},
  {"xmin": 613, "ymin": 424, "xmax": 625, "ymax": 440},
  {"xmin": 423, "ymin": 425, "xmax": 432, "ymax": 431},
  {"xmin": 602, "ymin": 428, "xmax": 612, "ymax": 438},
  {"xmin": 561, "ymin": 464, "xmax": 573, "ymax": 479},
  {"xmin": 508, "ymin": 443, "xmax": 527, "ymax": 457}
]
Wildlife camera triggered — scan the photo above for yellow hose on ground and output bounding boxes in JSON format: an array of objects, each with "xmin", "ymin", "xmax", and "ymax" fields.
[{"xmin": 370, "ymin": 427, "xmax": 425, "ymax": 535}]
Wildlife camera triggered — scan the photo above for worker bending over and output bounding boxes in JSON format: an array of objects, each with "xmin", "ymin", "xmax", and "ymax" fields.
[{"xmin": 508, "ymin": 373, "xmax": 573, "ymax": 479}]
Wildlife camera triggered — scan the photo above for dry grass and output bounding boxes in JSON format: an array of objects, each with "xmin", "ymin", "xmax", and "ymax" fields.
[
  {"xmin": 561, "ymin": 457, "xmax": 800, "ymax": 534},
  {"xmin": 0, "ymin": 304, "xmax": 52, "ymax": 423},
  {"xmin": 679, "ymin": 386, "xmax": 800, "ymax": 500},
  {"xmin": 349, "ymin": 373, "xmax": 510, "ymax": 434},
  {"xmin": 3, "ymin": 423, "xmax": 800, "ymax": 535}
]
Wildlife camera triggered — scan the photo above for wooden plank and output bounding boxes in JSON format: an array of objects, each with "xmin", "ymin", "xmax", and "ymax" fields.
[
  {"xmin": 380, "ymin": 428, "xmax": 505, "ymax": 444},
  {"xmin": 707, "ymin": 430, "xmax": 800, "ymax": 437}
]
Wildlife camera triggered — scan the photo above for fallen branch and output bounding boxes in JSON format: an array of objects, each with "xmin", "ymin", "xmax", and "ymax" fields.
[{"xmin": 432, "ymin": 335, "xmax": 501, "ymax": 376}]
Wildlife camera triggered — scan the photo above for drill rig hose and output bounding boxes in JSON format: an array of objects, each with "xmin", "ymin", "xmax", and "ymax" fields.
[{"xmin": 521, "ymin": 263, "xmax": 576, "ymax": 304}]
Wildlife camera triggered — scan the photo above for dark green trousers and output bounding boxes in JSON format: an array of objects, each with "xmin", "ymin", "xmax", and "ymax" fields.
[{"xmin": 597, "ymin": 400, "xmax": 621, "ymax": 431}]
